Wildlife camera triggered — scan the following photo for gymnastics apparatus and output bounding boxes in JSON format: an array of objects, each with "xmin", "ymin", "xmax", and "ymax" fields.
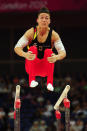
[
  {"xmin": 54, "ymin": 85, "xmax": 70, "ymax": 131},
  {"xmin": 14, "ymin": 85, "xmax": 21, "ymax": 131},
  {"xmin": 14, "ymin": 85, "xmax": 70, "ymax": 131}
]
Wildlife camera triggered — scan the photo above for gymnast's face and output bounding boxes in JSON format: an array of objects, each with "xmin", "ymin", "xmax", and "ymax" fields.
[{"xmin": 37, "ymin": 13, "xmax": 50, "ymax": 28}]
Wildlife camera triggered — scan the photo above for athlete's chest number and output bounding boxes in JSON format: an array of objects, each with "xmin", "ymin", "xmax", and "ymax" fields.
[{"xmin": 39, "ymin": 46, "xmax": 43, "ymax": 51}]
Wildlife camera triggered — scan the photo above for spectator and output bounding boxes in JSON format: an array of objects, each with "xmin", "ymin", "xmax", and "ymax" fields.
[
  {"xmin": 70, "ymin": 119, "xmax": 84, "ymax": 131},
  {"xmin": 39, "ymin": 120, "xmax": 47, "ymax": 131},
  {"xmin": 29, "ymin": 121, "xmax": 40, "ymax": 131}
]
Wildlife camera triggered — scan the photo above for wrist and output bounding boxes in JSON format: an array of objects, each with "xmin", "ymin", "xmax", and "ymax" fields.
[
  {"xmin": 22, "ymin": 52, "xmax": 27, "ymax": 58},
  {"xmin": 56, "ymin": 55, "xmax": 59, "ymax": 61}
]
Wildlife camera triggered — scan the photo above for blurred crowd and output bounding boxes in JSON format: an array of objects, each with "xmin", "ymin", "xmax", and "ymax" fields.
[{"xmin": 0, "ymin": 72, "xmax": 87, "ymax": 131}]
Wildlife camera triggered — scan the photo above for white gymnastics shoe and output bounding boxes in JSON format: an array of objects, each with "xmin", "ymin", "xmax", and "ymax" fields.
[
  {"xmin": 30, "ymin": 80, "xmax": 38, "ymax": 88},
  {"xmin": 47, "ymin": 83, "xmax": 54, "ymax": 91}
]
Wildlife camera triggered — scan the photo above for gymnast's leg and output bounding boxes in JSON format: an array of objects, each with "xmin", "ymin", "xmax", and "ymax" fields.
[
  {"xmin": 44, "ymin": 49, "xmax": 54, "ymax": 91},
  {"xmin": 25, "ymin": 46, "xmax": 38, "ymax": 87}
]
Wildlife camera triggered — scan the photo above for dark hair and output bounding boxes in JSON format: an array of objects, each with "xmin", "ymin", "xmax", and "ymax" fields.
[{"xmin": 38, "ymin": 7, "xmax": 50, "ymax": 16}]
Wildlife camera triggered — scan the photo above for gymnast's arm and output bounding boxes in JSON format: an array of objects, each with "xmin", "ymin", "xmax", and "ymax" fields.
[
  {"xmin": 14, "ymin": 28, "xmax": 35, "ymax": 60},
  {"xmin": 52, "ymin": 30, "xmax": 66, "ymax": 61}
]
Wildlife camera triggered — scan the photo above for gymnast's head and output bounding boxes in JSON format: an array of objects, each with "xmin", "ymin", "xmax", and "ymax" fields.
[{"xmin": 37, "ymin": 7, "xmax": 51, "ymax": 28}]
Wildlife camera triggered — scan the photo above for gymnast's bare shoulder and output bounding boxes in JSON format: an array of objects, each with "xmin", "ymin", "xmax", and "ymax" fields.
[
  {"xmin": 51, "ymin": 30, "xmax": 60, "ymax": 43},
  {"xmin": 24, "ymin": 27, "xmax": 34, "ymax": 42}
]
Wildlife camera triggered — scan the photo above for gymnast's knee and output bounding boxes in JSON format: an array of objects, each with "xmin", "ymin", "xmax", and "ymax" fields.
[
  {"xmin": 44, "ymin": 49, "xmax": 53, "ymax": 57},
  {"xmin": 28, "ymin": 46, "xmax": 37, "ymax": 54}
]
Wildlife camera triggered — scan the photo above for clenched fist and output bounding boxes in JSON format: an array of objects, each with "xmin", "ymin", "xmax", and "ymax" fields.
[{"xmin": 25, "ymin": 51, "xmax": 36, "ymax": 60}]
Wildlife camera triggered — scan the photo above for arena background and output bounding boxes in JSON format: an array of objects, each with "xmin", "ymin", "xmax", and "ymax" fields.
[{"xmin": 0, "ymin": 0, "xmax": 87, "ymax": 76}]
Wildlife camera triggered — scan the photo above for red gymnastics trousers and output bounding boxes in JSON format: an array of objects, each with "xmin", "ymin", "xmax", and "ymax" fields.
[{"xmin": 25, "ymin": 46, "xmax": 54, "ymax": 86}]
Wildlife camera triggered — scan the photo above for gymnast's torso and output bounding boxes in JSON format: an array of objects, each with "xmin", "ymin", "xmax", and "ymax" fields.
[{"xmin": 29, "ymin": 26, "xmax": 53, "ymax": 59}]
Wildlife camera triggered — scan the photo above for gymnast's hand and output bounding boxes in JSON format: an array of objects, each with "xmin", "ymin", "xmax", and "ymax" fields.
[
  {"xmin": 25, "ymin": 51, "xmax": 36, "ymax": 60},
  {"xmin": 47, "ymin": 53, "xmax": 57, "ymax": 63}
]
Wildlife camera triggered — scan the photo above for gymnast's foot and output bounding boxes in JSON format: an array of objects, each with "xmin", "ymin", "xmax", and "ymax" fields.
[
  {"xmin": 47, "ymin": 83, "xmax": 54, "ymax": 91},
  {"xmin": 30, "ymin": 80, "xmax": 38, "ymax": 87}
]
